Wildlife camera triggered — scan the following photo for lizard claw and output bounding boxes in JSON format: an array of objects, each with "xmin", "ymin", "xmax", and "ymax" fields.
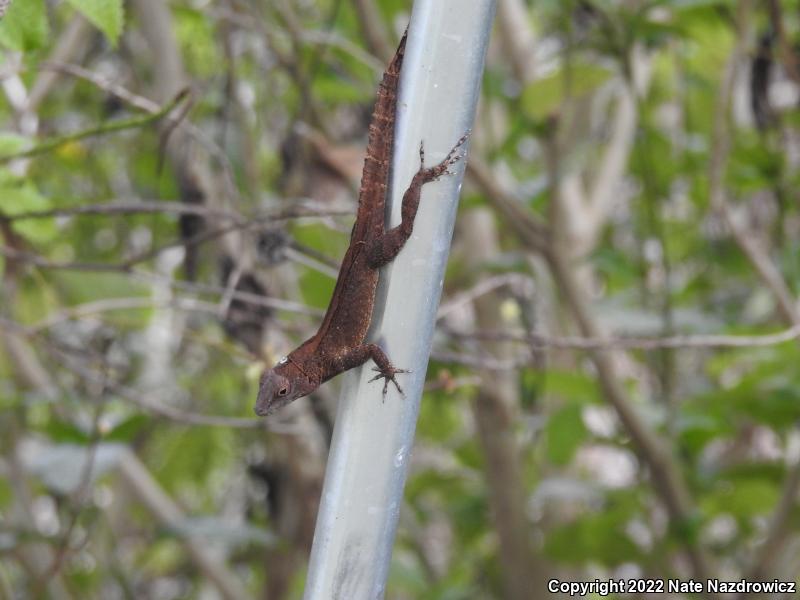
[
  {"xmin": 444, "ymin": 132, "xmax": 469, "ymax": 162},
  {"xmin": 420, "ymin": 131, "xmax": 470, "ymax": 182},
  {"xmin": 369, "ymin": 366, "xmax": 410, "ymax": 398}
]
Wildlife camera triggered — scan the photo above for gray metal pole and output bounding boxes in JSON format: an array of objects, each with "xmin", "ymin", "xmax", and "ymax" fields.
[{"xmin": 303, "ymin": 2, "xmax": 496, "ymax": 599}]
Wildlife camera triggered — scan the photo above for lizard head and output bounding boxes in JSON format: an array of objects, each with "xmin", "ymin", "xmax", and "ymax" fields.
[{"xmin": 254, "ymin": 358, "xmax": 312, "ymax": 416}]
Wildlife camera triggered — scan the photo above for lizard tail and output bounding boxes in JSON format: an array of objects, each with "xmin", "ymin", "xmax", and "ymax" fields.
[{"xmin": 354, "ymin": 30, "xmax": 408, "ymax": 229}]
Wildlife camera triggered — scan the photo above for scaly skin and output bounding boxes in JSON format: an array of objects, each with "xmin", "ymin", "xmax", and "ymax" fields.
[{"xmin": 255, "ymin": 31, "xmax": 467, "ymax": 416}]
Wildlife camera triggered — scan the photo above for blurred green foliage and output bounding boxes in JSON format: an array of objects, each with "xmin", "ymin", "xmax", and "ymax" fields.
[{"xmin": 1, "ymin": 0, "xmax": 800, "ymax": 598}]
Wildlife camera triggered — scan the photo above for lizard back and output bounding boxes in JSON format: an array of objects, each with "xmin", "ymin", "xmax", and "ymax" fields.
[{"xmin": 292, "ymin": 32, "xmax": 408, "ymax": 360}]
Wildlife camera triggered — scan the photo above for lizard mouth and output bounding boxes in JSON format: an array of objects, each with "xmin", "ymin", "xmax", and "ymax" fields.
[{"xmin": 254, "ymin": 393, "xmax": 293, "ymax": 417}]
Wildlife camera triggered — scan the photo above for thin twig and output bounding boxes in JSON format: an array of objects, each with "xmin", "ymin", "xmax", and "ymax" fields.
[
  {"xmin": 1, "ymin": 203, "xmax": 349, "ymax": 285},
  {"xmin": 40, "ymin": 60, "xmax": 240, "ymax": 201},
  {"xmin": 39, "ymin": 62, "xmax": 161, "ymax": 112},
  {"xmin": 3, "ymin": 200, "xmax": 240, "ymax": 221},
  {"xmin": 431, "ymin": 350, "xmax": 524, "ymax": 371},
  {"xmin": 446, "ymin": 323, "xmax": 800, "ymax": 350},
  {"xmin": 437, "ymin": 273, "xmax": 532, "ymax": 320},
  {"xmin": 1, "ymin": 197, "xmax": 351, "ymax": 232},
  {"xmin": 20, "ymin": 297, "xmax": 220, "ymax": 333},
  {"xmin": 466, "ymin": 158, "xmax": 550, "ymax": 253},
  {"xmin": 0, "ymin": 309, "xmax": 304, "ymax": 432},
  {"xmin": 133, "ymin": 271, "xmax": 324, "ymax": 317},
  {"xmin": 0, "ymin": 90, "xmax": 191, "ymax": 164},
  {"xmin": 218, "ymin": 260, "xmax": 245, "ymax": 318},
  {"xmin": 44, "ymin": 341, "xmax": 301, "ymax": 432}
]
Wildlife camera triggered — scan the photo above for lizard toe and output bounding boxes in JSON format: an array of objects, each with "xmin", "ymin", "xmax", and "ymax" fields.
[{"xmin": 369, "ymin": 366, "xmax": 409, "ymax": 397}]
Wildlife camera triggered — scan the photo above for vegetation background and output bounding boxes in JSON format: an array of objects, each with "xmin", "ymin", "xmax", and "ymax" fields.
[{"xmin": 1, "ymin": 0, "xmax": 799, "ymax": 598}]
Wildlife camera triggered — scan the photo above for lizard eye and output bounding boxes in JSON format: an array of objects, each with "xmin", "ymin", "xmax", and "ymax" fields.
[{"xmin": 278, "ymin": 387, "xmax": 288, "ymax": 397}]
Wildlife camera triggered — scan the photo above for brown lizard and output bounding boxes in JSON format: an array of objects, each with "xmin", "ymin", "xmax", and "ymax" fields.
[{"xmin": 255, "ymin": 30, "xmax": 467, "ymax": 416}]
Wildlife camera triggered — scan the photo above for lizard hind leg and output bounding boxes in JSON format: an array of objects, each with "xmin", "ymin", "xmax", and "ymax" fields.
[{"xmin": 367, "ymin": 132, "xmax": 470, "ymax": 269}]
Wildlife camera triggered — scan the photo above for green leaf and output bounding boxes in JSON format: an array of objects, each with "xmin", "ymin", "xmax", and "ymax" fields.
[
  {"xmin": 698, "ymin": 347, "xmax": 800, "ymax": 430},
  {"xmin": 521, "ymin": 63, "xmax": 613, "ymax": 120},
  {"xmin": 676, "ymin": 412, "xmax": 731, "ymax": 458},
  {"xmin": 539, "ymin": 369, "xmax": 601, "ymax": 403},
  {"xmin": 703, "ymin": 477, "xmax": 779, "ymax": 519},
  {"xmin": 417, "ymin": 389, "xmax": 463, "ymax": 441},
  {"xmin": 450, "ymin": 491, "xmax": 489, "ymax": 546},
  {"xmin": 66, "ymin": 0, "xmax": 124, "ymax": 45},
  {"xmin": 313, "ymin": 76, "xmax": 365, "ymax": 104},
  {"xmin": 0, "ymin": 0, "xmax": 48, "ymax": 51},
  {"xmin": 405, "ymin": 469, "xmax": 465, "ymax": 507},
  {"xmin": 42, "ymin": 419, "xmax": 92, "ymax": 444},
  {"xmin": 387, "ymin": 551, "xmax": 429, "ymax": 597},
  {"xmin": 453, "ymin": 439, "xmax": 484, "ymax": 471},
  {"xmin": 544, "ymin": 497, "xmax": 641, "ymax": 566},
  {"xmin": 0, "ymin": 172, "xmax": 56, "ymax": 243},
  {"xmin": 671, "ymin": 0, "xmax": 736, "ymax": 15},
  {"xmin": 103, "ymin": 414, "xmax": 150, "ymax": 442},
  {"xmin": 546, "ymin": 403, "xmax": 589, "ymax": 466},
  {"xmin": 293, "ymin": 222, "xmax": 343, "ymax": 309},
  {"xmin": 0, "ymin": 134, "xmax": 30, "ymax": 155},
  {"xmin": 174, "ymin": 7, "xmax": 219, "ymax": 78},
  {"xmin": 55, "ymin": 271, "xmax": 147, "ymax": 305}
]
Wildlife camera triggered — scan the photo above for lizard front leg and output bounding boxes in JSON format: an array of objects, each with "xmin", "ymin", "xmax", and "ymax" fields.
[
  {"xmin": 367, "ymin": 133, "xmax": 469, "ymax": 268},
  {"xmin": 329, "ymin": 343, "xmax": 409, "ymax": 396}
]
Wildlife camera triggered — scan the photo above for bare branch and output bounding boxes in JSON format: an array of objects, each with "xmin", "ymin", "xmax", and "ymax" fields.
[
  {"xmin": 447, "ymin": 323, "xmax": 800, "ymax": 351},
  {"xmin": 495, "ymin": 0, "xmax": 537, "ymax": 83},
  {"xmin": 437, "ymin": 273, "xmax": 532, "ymax": 320},
  {"xmin": 0, "ymin": 202, "xmax": 349, "ymax": 295},
  {"xmin": 3, "ymin": 200, "xmax": 241, "ymax": 221},
  {"xmin": 44, "ymin": 338, "xmax": 301, "ymax": 433},
  {"xmin": 466, "ymin": 157, "xmax": 550, "ymax": 252},
  {"xmin": 39, "ymin": 61, "xmax": 160, "ymax": 113},
  {"xmin": 24, "ymin": 16, "xmax": 92, "ymax": 114},
  {"xmin": 0, "ymin": 90, "xmax": 191, "ymax": 164},
  {"xmin": 351, "ymin": 0, "xmax": 393, "ymax": 62}
]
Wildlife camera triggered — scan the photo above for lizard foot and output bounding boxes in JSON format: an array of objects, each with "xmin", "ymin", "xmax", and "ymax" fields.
[
  {"xmin": 419, "ymin": 131, "xmax": 470, "ymax": 183},
  {"xmin": 369, "ymin": 365, "xmax": 410, "ymax": 397}
]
